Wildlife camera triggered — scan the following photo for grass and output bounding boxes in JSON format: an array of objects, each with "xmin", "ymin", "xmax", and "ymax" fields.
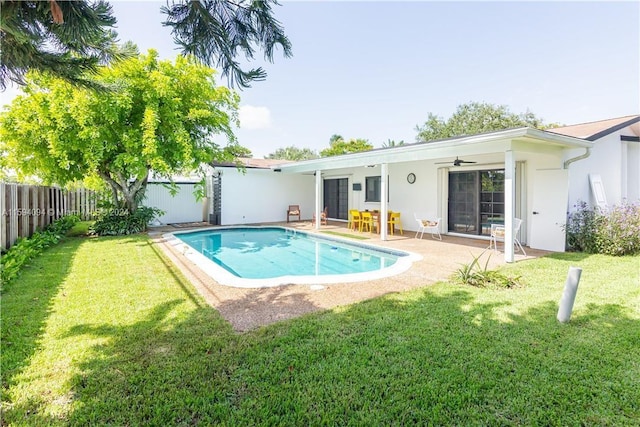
[
  {"xmin": 320, "ymin": 230, "xmax": 370, "ymax": 240},
  {"xmin": 1, "ymin": 235, "xmax": 639, "ymax": 425},
  {"xmin": 65, "ymin": 220, "xmax": 94, "ymax": 237}
]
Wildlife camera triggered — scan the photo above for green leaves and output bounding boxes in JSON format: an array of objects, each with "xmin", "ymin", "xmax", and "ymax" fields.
[
  {"xmin": 0, "ymin": 215, "xmax": 79, "ymax": 288},
  {"xmin": 161, "ymin": 0, "xmax": 292, "ymax": 89},
  {"xmin": 320, "ymin": 136, "xmax": 373, "ymax": 157},
  {"xmin": 0, "ymin": 0, "xmax": 125, "ymax": 90},
  {"xmin": 1, "ymin": 50, "xmax": 240, "ymax": 213},
  {"xmin": 415, "ymin": 102, "xmax": 556, "ymax": 142},
  {"xmin": 266, "ymin": 146, "xmax": 319, "ymax": 161}
]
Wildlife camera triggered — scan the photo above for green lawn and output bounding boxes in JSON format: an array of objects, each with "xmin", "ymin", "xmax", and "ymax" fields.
[{"xmin": 1, "ymin": 234, "xmax": 639, "ymax": 425}]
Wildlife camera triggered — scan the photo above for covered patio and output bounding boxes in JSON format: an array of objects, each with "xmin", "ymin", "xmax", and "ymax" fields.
[{"xmin": 273, "ymin": 128, "xmax": 593, "ymax": 263}]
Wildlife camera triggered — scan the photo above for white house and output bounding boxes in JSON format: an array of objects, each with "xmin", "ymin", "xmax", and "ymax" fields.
[
  {"xmin": 547, "ymin": 115, "xmax": 640, "ymax": 210},
  {"xmin": 149, "ymin": 115, "xmax": 639, "ymax": 262}
]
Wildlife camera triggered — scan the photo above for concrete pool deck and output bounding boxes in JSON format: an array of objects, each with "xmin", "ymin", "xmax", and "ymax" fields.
[{"xmin": 149, "ymin": 220, "xmax": 549, "ymax": 332}]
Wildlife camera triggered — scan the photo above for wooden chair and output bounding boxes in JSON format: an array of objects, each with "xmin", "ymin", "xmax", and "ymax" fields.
[
  {"xmin": 312, "ymin": 207, "xmax": 328, "ymax": 226},
  {"xmin": 387, "ymin": 211, "xmax": 403, "ymax": 235},
  {"xmin": 287, "ymin": 205, "xmax": 300, "ymax": 222},
  {"xmin": 348, "ymin": 209, "xmax": 362, "ymax": 231}
]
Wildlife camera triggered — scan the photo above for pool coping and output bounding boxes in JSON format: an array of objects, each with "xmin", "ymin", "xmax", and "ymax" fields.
[{"xmin": 163, "ymin": 226, "xmax": 423, "ymax": 288}]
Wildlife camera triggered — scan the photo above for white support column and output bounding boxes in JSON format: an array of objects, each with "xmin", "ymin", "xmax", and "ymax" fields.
[
  {"xmin": 504, "ymin": 150, "xmax": 515, "ymax": 263},
  {"xmin": 380, "ymin": 163, "xmax": 388, "ymax": 241},
  {"xmin": 315, "ymin": 170, "xmax": 321, "ymax": 230}
]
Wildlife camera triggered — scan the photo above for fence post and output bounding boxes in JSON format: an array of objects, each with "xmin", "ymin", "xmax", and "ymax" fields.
[{"xmin": 0, "ymin": 183, "xmax": 6, "ymax": 250}]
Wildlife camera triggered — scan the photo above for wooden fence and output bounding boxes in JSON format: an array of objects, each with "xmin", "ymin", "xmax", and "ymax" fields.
[{"xmin": 0, "ymin": 183, "xmax": 100, "ymax": 251}]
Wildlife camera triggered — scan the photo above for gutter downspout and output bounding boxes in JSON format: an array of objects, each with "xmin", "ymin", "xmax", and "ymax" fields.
[{"xmin": 563, "ymin": 148, "xmax": 591, "ymax": 169}]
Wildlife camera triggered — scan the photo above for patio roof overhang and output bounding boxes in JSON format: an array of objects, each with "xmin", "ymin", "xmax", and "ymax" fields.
[{"xmin": 271, "ymin": 127, "xmax": 593, "ymax": 174}]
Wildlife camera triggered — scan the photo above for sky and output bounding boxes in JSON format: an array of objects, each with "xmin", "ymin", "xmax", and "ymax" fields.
[{"xmin": 3, "ymin": 1, "xmax": 639, "ymax": 158}]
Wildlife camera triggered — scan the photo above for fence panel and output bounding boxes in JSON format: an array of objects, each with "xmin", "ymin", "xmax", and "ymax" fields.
[{"xmin": 0, "ymin": 183, "xmax": 101, "ymax": 251}]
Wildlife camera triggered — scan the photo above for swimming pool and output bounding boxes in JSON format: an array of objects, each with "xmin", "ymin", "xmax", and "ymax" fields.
[{"xmin": 165, "ymin": 227, "xmax": 421, "ymax": 288}]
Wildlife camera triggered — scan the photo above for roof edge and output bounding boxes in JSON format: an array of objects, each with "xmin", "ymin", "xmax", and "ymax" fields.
[{"xmin": 585, "ymin": 116, "xmax": 640, "ymax": 141}]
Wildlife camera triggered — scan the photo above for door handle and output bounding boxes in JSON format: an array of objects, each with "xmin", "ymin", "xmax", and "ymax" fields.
[{"xmin": 533, "ymin": 211, "xmax": 540, "ymax": 215}]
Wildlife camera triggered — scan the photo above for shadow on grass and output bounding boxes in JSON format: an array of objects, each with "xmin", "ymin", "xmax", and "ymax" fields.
[
  {"xmin": 6, "ymin": 282, "xmax": 639, "ymax": 425},
  {"xmin": 1, "ymin": 237, "xmax": 82, "ymax": 402}
]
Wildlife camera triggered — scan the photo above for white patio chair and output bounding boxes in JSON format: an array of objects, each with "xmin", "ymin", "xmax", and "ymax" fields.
[
  {"xmin": 414, "ymin": 214, "xmax": 441, "ymax": 240},
  {"xmin": 489, "ymin": 218, "xmax": 526, "ymax": 256}
]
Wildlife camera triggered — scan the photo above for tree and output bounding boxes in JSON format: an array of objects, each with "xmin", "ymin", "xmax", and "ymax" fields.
[
  {"xmin": 229, "ymin": 145, "xmax": 253, "ymax": 158},
  {"xmin": 1, "ymin": 0, "xmax": 292, "ymax": 91},
  {"xmin": 0, "ymin": 50, "xmax": 240, "ymax": 213},
  {"xmin": 415, "ymin": 102, "xmax": 557, "ymax": 142},
  {"xmin": 266, "ymin": 146, "xmax": 319, "ymax": 161},
  {"xmin": 320, "ymin": 136, "xmax": 374, "ymax": 157},
  {"xmin": 382, "ymin": 139, "xmax": 405, "ymax": 148},
  {"xmin": 0, "ymin": 0, "xmax": 121, "ymax": 90},
  {"xmin": 162, "ymin": 0, "xmax": 292, "ymax": 88}
]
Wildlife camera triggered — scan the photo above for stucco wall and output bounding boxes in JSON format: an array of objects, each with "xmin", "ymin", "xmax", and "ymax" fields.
[
  {"xmin": 565, "ymin": 130, "xmax": 640, "ymax": 208},
  {"xmin": 565, "ymin": 133, "xmax": 623, "ymax": 209},
  {"xmin": 219, "ymin": 168, "xmax": 315, "ymax": 225}
]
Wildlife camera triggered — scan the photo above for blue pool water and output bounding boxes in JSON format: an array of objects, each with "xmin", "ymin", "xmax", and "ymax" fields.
[{"xmin": 172, "ymin": 227, "xmax": 414, "ymax": 286}]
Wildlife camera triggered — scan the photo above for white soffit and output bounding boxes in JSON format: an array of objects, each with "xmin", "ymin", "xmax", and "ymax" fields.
[{"xmin": 275, "ymin": 128, "xmax": 592, "ymax": 174}]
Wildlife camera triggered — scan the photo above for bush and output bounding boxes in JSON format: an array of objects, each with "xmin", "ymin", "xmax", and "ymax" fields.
[
  {"xmin": 454, "ymin": 251, "xmax": 522, "ymax": 289},
  {"xmin": 0, "ymin": 215, "xmax": 80, "ymax": 287},
  {"xmin": 566, "ymin": 201, "xmax": 640, "ymax": 256},
  {"xmin": 90, "ymin": 206, "xmax": 163, "ymax": 236}
]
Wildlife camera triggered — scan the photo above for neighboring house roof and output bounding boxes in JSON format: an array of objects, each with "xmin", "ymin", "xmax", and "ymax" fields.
[
  {"xmin": 275, "ymin": 127, "xmax": 592, "ymax": 174},
  {"xmin": 547, "ymin": 115, "xmax": 640, "ymax": 141},
  {"xmin": 213, "ymin": 157, "xmax": 293, "ymax": 169}
]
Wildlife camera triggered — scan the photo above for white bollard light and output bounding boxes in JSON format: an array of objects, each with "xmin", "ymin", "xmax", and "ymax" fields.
[{"xmin": 557, "ymin": 266, "xmax": 582, "ymax": 323}]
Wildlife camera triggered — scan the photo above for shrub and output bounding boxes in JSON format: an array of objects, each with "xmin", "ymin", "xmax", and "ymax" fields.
[
  {"xmin": 90, "ymin": 206, "xmax": 163, "ymax": 236},
  {"xmin": 566, "ymin": 201, "xmax": 640, "ymax": 255},
  {"xmin": 454, "ymin": 251, "xmax": 522, "ymax": 289},
  {"xmin": 0, "ymin": 215, "xmax": 80, "ymax": 287}
]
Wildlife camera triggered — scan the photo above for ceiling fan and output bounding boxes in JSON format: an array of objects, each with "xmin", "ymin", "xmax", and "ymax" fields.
[{"xmin": 435, "ymin": 156, "xmax": 477, "ymax": 167}]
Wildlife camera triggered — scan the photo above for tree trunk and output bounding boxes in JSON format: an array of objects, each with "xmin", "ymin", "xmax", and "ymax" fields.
[{"xmin": 98, "ymin": 169, "xmax": 150, "ymax": 214}]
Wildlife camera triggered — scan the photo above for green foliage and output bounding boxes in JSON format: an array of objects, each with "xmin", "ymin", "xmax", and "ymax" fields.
[
  {"xmin": 161, "ymin": 0, "xmax": 292, "ymax": 88},
  {"xmin": 454, "ymin": 251, "xmax": 522, "ymax": 289},
  {"xmin": 0, "ymin": 0, "xmax": 122, "ymax": 90},
  {"xmin": 415, "ymin": 101, "xmax": 556, "ymax": 142},
  {"xmin": 266, "ymin": 146, "xmax": 319, "ymax": 161},
  {"xmin": 320, "ymin": 136, "xmax": 374, "ymax": 157},
  {"xmin": 565, "ymin": 201, "xmax": 640, "ymax": 255},
  {"xmin": 381, "ymin": 139, "xmax": 405, "ymax": 148},
  {"xmin": 0, "ymin": 50, "xmax": 240, "ymax": 213},
  {"xmin": 228, "ymin": 145, "xmax": 253, "ymax": 158},
  {"xmin": 89, "ymin": 206, "xmax": 163, "ymax": 236},
  {"xmin": 0, "ymin": 215, "xmax": 79, "ymax": 287}
]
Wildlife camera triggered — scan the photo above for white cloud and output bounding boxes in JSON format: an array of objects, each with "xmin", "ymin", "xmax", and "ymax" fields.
[{"xmin": 238, "ymin": 105, "xmax": 272, "ymax": 130}]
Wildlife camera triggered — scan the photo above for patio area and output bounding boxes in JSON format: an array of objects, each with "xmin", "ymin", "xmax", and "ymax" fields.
[{"xmin": 150, "ymin": 220, "xmax": 549, "ymax": 331}]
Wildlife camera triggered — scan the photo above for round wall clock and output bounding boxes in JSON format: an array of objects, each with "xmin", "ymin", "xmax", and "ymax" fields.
[{"xmin": 407, "ymin": 173, "xmax": 416, "ymax": 184}]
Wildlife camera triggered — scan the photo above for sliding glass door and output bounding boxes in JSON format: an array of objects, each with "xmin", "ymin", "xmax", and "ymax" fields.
[
  {"xmin": 448, "ymin": 169, "xmax": 504, "ymax": 236},
  {"xmin": 323, "ymin": 178, "xmax": 349, "ymax": 220}
]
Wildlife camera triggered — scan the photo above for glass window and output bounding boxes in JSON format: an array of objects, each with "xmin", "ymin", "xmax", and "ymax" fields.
[{"xmin": 365, "ymin": 176, "xmax": 380, "ymax": 202}]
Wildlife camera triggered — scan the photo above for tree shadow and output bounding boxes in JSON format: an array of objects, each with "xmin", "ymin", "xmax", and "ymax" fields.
[
  {"xmin": 3, "ymin": 253, "xmax": 638, "ymax": 425},
  {"xmin": 216, "ymin": 286, "xmax": 324, "ymax": 332},
  {"xmin": 1, "ymin": 238, "xmax": 82, "ymax": 401}
]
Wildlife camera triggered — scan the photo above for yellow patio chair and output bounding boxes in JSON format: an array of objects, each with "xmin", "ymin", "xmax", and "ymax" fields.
[
  {"xmin": 387, "ymin": 211, "xmax": 403, "ymax": 235},
  {"xmin": 348, "ymin": 210, "xmax": 362, "ymax": 231},
  {"xmin": 361, "ymin": 211, "xmax": 375, "ymax": 233}
]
